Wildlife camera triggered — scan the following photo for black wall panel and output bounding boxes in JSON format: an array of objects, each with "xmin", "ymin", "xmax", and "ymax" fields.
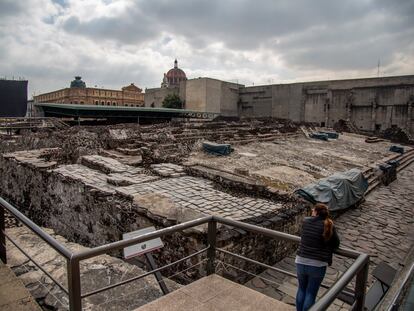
[{"xmin": 0, "ymin": 80, "xmax": 28, "ymax": 117}]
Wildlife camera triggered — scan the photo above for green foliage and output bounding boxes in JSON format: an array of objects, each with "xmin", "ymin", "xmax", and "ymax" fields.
[{"xmin": 162, "ymin": 94, "xmax": 183, "ymax": 109}]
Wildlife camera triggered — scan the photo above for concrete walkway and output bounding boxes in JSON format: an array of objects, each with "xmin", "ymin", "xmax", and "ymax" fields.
[
  {"xmin": 0, "ymin": 261, "xmax": 41, "ymax": 311},
  {"xmin": 245, "ymin": 163, "xmax": 414, "ymax": 310},
  {"xmin": 135, "ymin": 274, "xmax": 294, "ymax": 311}
]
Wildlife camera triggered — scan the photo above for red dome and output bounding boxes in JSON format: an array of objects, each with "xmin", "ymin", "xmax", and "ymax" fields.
[
  {"xmin": 165, "ymin": 59, "xmax": 187, "ymax": 86},
  {"xmin": 166, "ymin": 68, "xmax": 187, "ymax": 79}
]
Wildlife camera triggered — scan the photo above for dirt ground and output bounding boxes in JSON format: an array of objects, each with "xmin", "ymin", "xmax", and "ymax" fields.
[{"xmin": 186, "ymin": 133, "xmax": 400, "ymax": 190}]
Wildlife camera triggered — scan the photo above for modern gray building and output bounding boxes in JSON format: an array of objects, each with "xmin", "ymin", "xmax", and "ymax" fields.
[{"xmin": 145, "ymin": 74, "xmax": 414, "ymax": 135}]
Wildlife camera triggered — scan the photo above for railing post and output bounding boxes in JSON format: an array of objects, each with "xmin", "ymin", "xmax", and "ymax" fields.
[
  {"xmin": 206, "ymin": 220, "xmax": 217, "ymax": 275},
  {"xmin": 0, "ymin": 206, "xmax": 6, "ymax": 264},
  {"xmin": 67, "ymin": 257, "xmax": 82, "ymax": 311},
  {"xmin": 354, "ymin": 257, "xmax": 369, "ymax": 311}
]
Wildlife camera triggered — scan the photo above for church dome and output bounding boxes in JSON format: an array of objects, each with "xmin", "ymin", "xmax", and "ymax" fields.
[{"xmin": 164, "ymin": 59, "xmax": 187, "ymax": 87}]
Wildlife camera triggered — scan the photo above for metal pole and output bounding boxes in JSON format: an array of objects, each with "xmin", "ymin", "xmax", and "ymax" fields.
[
  {"xmin": 145, "ymin": 253, "xmax": 169, "ymax": 295},
  {"xmin": 206, "ymin": 220, "xmax": 217, "ymax": 275},
  {"xmin": 0, "ymin": 207, "xmax": 6, "ymax": 263},
  {"xmin": 67, "ymin": 257, "xmax": 82, "ymax": 311},
  {"xmin": 354, "ymin": 259, "xmax": 369, "ymax": 311}
]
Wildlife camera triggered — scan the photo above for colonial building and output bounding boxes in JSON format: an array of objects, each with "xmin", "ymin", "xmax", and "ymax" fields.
[{"xmin": 34, "ymin": 76, "xmax": 144, "ymax": 107}]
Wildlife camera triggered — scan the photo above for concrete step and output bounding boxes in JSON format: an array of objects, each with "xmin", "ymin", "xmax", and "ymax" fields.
[{"xmin": 135, "ymin": 274, "xmax": 294, "ymax": 311}]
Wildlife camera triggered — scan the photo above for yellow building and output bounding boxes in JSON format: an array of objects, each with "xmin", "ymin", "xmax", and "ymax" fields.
[{"xmin": 34, "ymin": 76, "xmax": 144, "ymax": 107}]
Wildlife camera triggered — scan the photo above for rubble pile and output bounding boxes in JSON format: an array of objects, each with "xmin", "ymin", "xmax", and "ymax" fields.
[
  {"xmin": 332, "ymin": 119, "xmax": 360, "ymax": 134},
  {"xmin": 0, "ymin": 119, "xmax": 302, "ymax": 166},
  {"xmin": 380, "ymin": 126, "xmax": 413, "ymax": 144}
]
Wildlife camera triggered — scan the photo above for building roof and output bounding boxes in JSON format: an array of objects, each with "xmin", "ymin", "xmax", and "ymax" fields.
[
  {"xmin": 34, "ymin": 102, "xmax": 218, "ymax": 120},
  {"xmin": 122, "ymin": 83, "xmax": 142, "ymax": 92}
]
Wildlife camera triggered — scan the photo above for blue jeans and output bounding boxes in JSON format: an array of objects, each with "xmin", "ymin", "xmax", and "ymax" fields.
[{"xmin": 296, "ymin": 264, "xmax": 326, "ymax": 311}]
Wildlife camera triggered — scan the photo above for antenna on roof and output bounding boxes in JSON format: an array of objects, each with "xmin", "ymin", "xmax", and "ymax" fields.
[{"xmin": 377, "ymin": 59, "xmax": 380, "ymax": 77}]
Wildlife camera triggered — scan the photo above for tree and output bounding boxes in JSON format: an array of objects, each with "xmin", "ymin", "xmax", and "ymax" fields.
[{"xmin": 162, "ymin": 94, "xmax": 183, "ymax": 109}]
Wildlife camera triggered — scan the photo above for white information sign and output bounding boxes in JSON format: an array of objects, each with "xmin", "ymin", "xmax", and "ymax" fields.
[{"xmin": 123, "ymin": 227, "xmax": 164, "ymax": 259}]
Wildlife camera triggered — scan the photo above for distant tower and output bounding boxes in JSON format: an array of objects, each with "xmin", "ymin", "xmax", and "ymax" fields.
[
  {"xmin": 161, "ymin": 73, "xmax": 169, "ymax": 88},
  {"xmin": 161, "ymin": 59, "xmax": 187, "ymax": 88}
]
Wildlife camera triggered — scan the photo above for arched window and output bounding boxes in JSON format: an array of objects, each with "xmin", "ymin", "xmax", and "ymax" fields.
[
  {"xmin": 107, "ymin": 101, "xmax": 110, "ymax": 105},
  {"xmin": 95, "ymin": 101, "xmax": 98, "ymax": 105},
  {"xmin": 113, "ymin": 102, "xmax": 116, "ymax": 106},
  {"xmin": 101, "ymin": 101, "xmax": 104, "ymax": 105}
]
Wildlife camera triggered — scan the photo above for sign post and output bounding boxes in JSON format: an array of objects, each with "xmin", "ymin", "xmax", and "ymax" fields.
[{"xmin": 123, "ymin": 227, "xmax": 169, "ymax": 295}]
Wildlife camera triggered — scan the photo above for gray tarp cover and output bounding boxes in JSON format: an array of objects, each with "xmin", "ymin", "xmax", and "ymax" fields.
[
  {"xmin": 295, "ymin": 168, "xmax": 368, "ymax": 211},
  {"xmin": 202, "ymin": 141, "xmax": 233, "ymax": 155}
]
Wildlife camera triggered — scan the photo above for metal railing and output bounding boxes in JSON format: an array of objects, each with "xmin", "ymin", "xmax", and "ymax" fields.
[{"xmin": 0, "ymin": 196, "xmax": 369, "ymax": 311}]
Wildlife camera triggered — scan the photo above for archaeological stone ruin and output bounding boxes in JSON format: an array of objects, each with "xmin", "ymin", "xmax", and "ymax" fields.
[{"xmin": 1, "ymin": 117, "xmax": 414, "ymax": 310}]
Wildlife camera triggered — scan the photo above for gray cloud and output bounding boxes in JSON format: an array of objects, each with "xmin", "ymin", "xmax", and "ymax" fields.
[
  {"xmin": 0, "ymin": 0, "xmax": 24, "ymax": 18},
  {"xmin": 61, "ymin": 6, "xmax": 158, "ymax": 44},
  {"xmin": 0, "ymin": 0, "xmax": 413, "ymax": 95},
  {"xmin": 54, "ymin": 0, "xmax": 414, "ymax": 70}
]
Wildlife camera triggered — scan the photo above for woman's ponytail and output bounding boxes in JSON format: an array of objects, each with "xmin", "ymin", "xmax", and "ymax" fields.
[
  {"xmin": 314, "ymin": 203, "xmax": 334, "ymax": 241},
  {"xmin": 323, "ymin": 218, "xmax": 334, "ymax": 241}
]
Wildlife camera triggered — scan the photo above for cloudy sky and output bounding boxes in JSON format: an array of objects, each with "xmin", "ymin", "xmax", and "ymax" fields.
[{"xmin": 1, "ymin": 0, "xmax": 413, "ymax": 97}]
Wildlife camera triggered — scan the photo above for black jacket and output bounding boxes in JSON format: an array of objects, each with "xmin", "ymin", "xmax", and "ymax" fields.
[{"xmin": 297, "ymin": 216, "xmax": 340, "ymax": 266}]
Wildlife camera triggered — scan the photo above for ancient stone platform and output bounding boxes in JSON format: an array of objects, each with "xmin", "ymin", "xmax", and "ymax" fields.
[
  {"xmin": 0, "ymin": 261, "xmax": 41, "ymax": 311},
  {"xmin": 187, "ymin": 133, "xmax": 404, "ymax": 191},
  {"xmin": 245, "ymin": 162, "xmax": 414, "ymax": 310},
  {"xmin": 135, "ymin": 274, "xmax": 294, "ymax": 311},
  {"xmin": 3, "ymin": 150, "xmax": 285, "ymax": 222}
]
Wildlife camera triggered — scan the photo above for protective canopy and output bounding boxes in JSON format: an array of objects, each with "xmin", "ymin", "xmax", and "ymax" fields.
[{"xmin": 295, "ymin": 168, "xmax": 368, "ymax": 211}]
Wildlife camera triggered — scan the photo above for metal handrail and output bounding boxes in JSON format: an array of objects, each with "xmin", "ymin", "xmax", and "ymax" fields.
[
  {"xmin": 310, "ymin": 253, "xmax": 369, "ymax": 311},
  {"xmin": 217, "ymin": 247, "xmax": 297, "ymax": 278},
  {"xmin": 0, "ymin": 197, "xmax": 72, "ymax": 258},
  {"xmin": 72, "ymin": 216, "xmax": 213, "ymax": 261},
  {"xmin": 5, "ymin": 232, "xmax": 69, "ymax": 294},
  {"xmin": 0, "ymin": 197, "xmax": 369, "ymax": 311},
  {"xmin": 81, "ymin": 246, "xmax": 210, "ymax": 299},
  {"xmin": 216, "ymin": 247, "xmax": 357, "ymax": 298}
]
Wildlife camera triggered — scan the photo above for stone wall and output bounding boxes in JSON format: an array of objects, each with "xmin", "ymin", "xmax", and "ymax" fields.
[
  {"xmin": 144, "ymin": 87, "xmax": 180, "ymax": 108},
  {"xmin": 239, "ymin": 75, "xmax": 414, "ymax": 135},
  {"xmin": 185, "ymin": 79, "xmax": 208, "ymax": 112},
  {"xmin": 0, "ymin": 149, "xmax": 309, "ymax": 285},
  {"xmin": 147, "ymin": 78, "xmax": 243, "ymax": 116}
]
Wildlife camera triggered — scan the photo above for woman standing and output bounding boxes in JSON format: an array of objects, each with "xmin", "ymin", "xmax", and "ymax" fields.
[{"xmin": 295, "ymin": 203, "xmax": 340, "ymax": 311}]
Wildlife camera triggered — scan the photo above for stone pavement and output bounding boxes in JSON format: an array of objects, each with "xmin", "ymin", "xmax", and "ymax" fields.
[
  {"xmin": 245, "ymin": 163, "xmax": 414, "ymax": 310},
  {"xmin": 117, "ymin": 176, "xmax": 283, "ymax": 220},
  {"xmin": 0, "ymin": 260, "xmax": 41, "ymax": 311}
]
